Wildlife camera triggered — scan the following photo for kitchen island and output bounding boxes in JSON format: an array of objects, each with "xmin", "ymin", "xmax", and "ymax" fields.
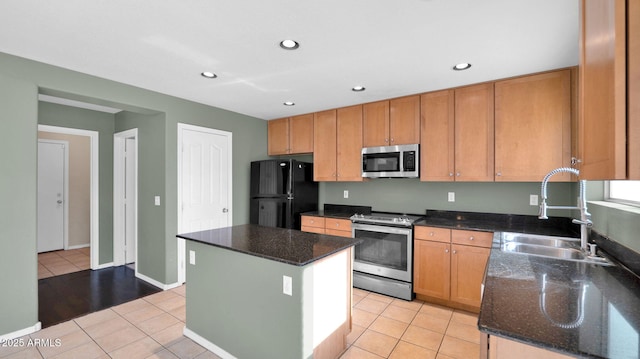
[{"xmin": 176, "ymin": 224, "xmax": 361, "ymax": 359}]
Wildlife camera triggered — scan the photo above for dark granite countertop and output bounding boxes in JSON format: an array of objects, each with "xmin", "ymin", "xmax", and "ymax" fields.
[
  {"xmin": 301, "ymin": 210, "xmax": 355, "ymax": 220},
  {"xmin": 479, "ymin": 233, "xmax": 640, "ymax": 358},
  {"xmin": 415, "ymin": 210, "xmax": 579, "ymax": 237},
  {"xmin": 177, "ymin": 224, "xmax": 361, "ymax": 266},
  {"xmin": 302, "ymin": 204, "xmax": 373, "ymax": 220}
]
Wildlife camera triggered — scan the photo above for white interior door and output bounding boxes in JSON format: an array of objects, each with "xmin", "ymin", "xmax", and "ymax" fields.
[
  {"xmin": 113, "ymin": 129, "xmax": 138, "ymax": 267},
  {"xmin": 37, "ymin": 140, "xmax": 67, "ymax": 253},
  {"xmin": 124, "ymin": 137, "xmax": 137, "ymax": 264},
  {"xmin": 178, "ymin": 124, "xmax": 232, "ymax": 283}
]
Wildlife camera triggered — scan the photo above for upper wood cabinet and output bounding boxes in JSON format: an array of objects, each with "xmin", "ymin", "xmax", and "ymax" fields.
[
  {"xmin": 456, "ymin": 84, "xmax": 495, "ymax": 181},
  {"xmin": 420, "ymin": 90, "xmax": 455, "ymax": 181},
  {"xmin": 363, "ymin": 96, "xmax": 420, "ymax": 147},
  {"xmin": 630, "ymin": 0, "xmax": 640, "ymax": 179},
  {"xmin": 267, "ymin": 114, "xmax": 314, "ymax": 155},
  {"xmin": 313, "ymin": 110, "xmax": 338, "ymax": 181},
  {"xmin": 313, "ymin": 106, "xmax": 364, "ymax": 182},
  {"xmin": 336, "ymin": 105, "xmax": 364, "ymax": 181},
  {"xmin": 578, "ymin": 0, "xmax": 639, "ymax": 179},
  {"xmin": 494, "ymin": 70, "xmax": 573, "ymax": 182},
  {"xmin": 421, "ymin": 84, "xmax": 494, "ymax": 181}
]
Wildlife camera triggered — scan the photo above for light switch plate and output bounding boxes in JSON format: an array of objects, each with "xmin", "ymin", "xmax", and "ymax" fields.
[
  {"xmin": 154, "ymin": 196, "xmax": 161, "ymax": 206},
  {"xmin": 343, "ymin": 190, "xmax": 349, "ymax": 199},
  {"xmin": 283, "ymin": 275, "xmax": 292, "ymax": 296},
  {"xmin": 189, "ymin": 250, "xmax": 196, "ymax": 265},
  {"xmin": 448, "ymin": 192, "xmax": 455, "ymax": 202},
  {"xmin": 530, "ymin": 194, "xmax": 539, "ymax": 206}
]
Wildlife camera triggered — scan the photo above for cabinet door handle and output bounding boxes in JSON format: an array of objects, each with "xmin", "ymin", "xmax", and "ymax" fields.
[
  {"xmin": 390, "ymin": 138, "xmax": 394, "ymax": 143},
  {"xmin": 429, "ymin": 232, "xmax": 435, "ymax": 236},
  {"xmin": 496, "ymin": 172, "xmax": 502, "ymax": 177},
  {"xmin": 449, "ymin": 172, "xmax": 454, "ymax": 177},
  {"xmin": 452, "ymin": 250, "xmax": 457, "ymax": 254},
  {"xmin": 469, "ymin": 236, "xmax": 474, "ymax": 241},
  {"xmin": 445, "ymin": 249, "xmax": 449, "ymax": 253},
  {"xmin": 385, "ymin": 138, "xmax": 389, "ymax": 143},
  {"xmin": 456, "ymin": 172, "xmax": 461, "ymax": 177}
]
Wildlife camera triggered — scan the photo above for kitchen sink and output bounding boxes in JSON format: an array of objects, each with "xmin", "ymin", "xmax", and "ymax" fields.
[
  {"xmin": 503, "ymin": 242, "xmax": 585, "ymax": 260},
  {"xmin": 501, "ymin": 232, "xmax": 579, "ymax": 248},
  {"xmin": 500, "ymin": 232, "xmax": 615, "ymax": 266}
]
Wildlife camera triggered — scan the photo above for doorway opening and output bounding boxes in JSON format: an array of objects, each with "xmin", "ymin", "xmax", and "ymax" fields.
[
  {"xmin": 113, "ymin": 129, "xmax": 138, "ymax": 272},
  {"xmin": 37, "ymin": 125, "xmax": 99, "ymax": 276}
]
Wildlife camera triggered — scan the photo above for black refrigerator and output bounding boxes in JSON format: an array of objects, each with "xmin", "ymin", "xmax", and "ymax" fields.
[{"xmin": 249, "ymin": 159, "xmax": 318, "ymax": 230}]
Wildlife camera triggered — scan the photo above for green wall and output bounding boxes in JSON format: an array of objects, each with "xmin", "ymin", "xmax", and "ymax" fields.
[
  {"xmin": 38, "ymin": 101, "xmax": 116, "ymax": 264},
  {"xmin": 0, "ymin": 51, "xmax": 267, "ymax": 337},
  {"xmin": 321, "ymin": 180, "xmax": 575, "ymax": 216},
  {"xmin": 0, "ymin": 74, "xmax": 39, "ymax": 336},
  {"xmin": 115, "ymin": 111, "xmax": 169, "ymax": 282},
  {"xmin": 185, "ymin": 241, "xmax": 304, "ymax": 359}
]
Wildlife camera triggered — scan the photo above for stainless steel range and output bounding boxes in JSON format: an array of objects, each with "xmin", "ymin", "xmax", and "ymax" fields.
[{"xmin": 350, "ymin": 212, "xmax": 422, "ymax": 300}]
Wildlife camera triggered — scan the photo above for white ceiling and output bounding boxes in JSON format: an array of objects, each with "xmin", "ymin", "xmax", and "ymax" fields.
[{"xmin": 0, "ymin": 0, "xmax": 579, "ymax": 120}]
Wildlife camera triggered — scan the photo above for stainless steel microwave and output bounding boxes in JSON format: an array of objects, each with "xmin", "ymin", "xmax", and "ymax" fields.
[{"xmin": 361, "ymin": 144, "xmax": 419, "ymax": 178}]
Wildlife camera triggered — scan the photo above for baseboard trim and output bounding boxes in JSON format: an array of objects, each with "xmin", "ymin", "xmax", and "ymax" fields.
[
  {"xmin": 0, "ymin": 322, "xmax": 41, "ymax": 341},
  {"xmin": 183, "ymin": 327, "xmax": 236, "ymax": 359},
  {"xmin": 92, "ymin": 262, "xmax": 114, "ymax": 270},
  {"xmin": 66, "ymin": 244, "xmax": 90, "ymax": 250},
  {"xmin": 134, "ymin": 272, "xmax": 181, "ymax": 291}
]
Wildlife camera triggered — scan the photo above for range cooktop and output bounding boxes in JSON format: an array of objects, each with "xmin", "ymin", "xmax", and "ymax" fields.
[{"xmin": 350, "ymin": 212, "xmax": 422, "ymax": 227}]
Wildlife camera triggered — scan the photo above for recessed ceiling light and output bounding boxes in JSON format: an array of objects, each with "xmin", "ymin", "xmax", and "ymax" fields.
[
  {"xmin": 283, "ymin": 101, "xmax": 295, "ymax": 106},
  {"xmin": 453, "ymin": 63, "xmax": 472, "ymax": 71},
  {"xmin": 279, "ymin": 39, "xmax": 300, "ymax": 50},
  {"xmin": 352, "ymin": 86, "xmax": 366, "ymax": 92},
  {"xmin": 201, "ymin": 71, "xmax": 217, "ymax": 78}
]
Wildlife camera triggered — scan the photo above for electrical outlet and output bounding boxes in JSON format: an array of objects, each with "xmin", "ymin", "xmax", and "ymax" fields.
[
  {"xmin": 189, "ymin": 250, "xmax": 196, "ymax": 265},
  {"xmin": 343, "ymin": 190, "xmax": 349, "ymax": 199},
  {"xmin": 448, "ymin": 192, "xmax": 455, "ymax": 202},
  {"xmin": 154, "ymin": 196, "xmax": 161, "ymax": 206},
  {"xmin": 283, "ymin": 275, "xmax": 292, "ymax": 296},
  {"xmin": 530, "ymin": 194, "xmax": 539, "ymax": 206}
]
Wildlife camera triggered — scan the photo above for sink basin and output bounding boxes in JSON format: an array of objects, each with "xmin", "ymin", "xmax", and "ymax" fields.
[
  {"xmin": 500, "ymin": 232, "xmax": 615, "ymax": 266},
  {"xmin": 502, "ymin": 242, "xmax": 586, "ymax": 260},
  {"xmin": 501, "ymin": 232, "xmax": 579, "ymax": 248}
]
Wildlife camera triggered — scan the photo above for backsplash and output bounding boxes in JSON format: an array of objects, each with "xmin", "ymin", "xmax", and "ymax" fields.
[{"xmin": 320, "ymin": 180, "xmax": 575, "ymax": 217}]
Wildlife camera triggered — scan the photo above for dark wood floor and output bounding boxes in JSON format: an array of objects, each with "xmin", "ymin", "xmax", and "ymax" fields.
[{"xmin": 38, "ymin": 265, "xmax": 161, "ymax": 328}]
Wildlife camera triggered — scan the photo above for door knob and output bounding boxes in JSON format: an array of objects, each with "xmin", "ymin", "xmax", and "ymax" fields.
[
  {"xmin": 57, "ymin": 200, "xmax": 63, "ymax": 204},
  {"xmin": 222, "ymin": 208, "xmax": 228, "ymax": 213}
]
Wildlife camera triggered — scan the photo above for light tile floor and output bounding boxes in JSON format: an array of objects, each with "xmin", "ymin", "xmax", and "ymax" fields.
[
  {"xmin": 0, "ymin": 286, "xmax": 481, "ymax": 359},
  {"xmin": 343, "ymin": 288, "xmax": 481, "ymax": 359},
  {"xmin": 38, "ymin": 248, "xmax": 91, "ymax": 279}
]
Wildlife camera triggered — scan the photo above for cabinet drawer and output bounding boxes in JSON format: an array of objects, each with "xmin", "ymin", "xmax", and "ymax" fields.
[
  {"xmin": 325, "ymin": 218, "xmax": 352, "ymax": 232},
  {"xmin": 414, "ymin": 226, "xmax": 451, "ymax": 243},
  {"xmin": 326, "ymin": 229, "xmax": 352, "ymax": 238},
  {"xmin": 451, "ymin": 229, "xmax": 493, "ymax": 248},
  {"xmin": 301, "ymin": 216, "xmax": 325, "ymax": 229},
  {"xmin": 302, "ymin": 226, "xmax": 325, "ymax": 235}
]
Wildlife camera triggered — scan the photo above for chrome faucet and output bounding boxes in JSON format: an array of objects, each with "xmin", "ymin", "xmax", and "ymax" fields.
[{"xmin": 539, "ymin": 167, "xmax": 593, "ymax": 253}]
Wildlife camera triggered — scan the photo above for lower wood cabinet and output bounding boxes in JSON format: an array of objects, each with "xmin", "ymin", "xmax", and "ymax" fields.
[
  {"xmin": 414, "ymin": 226, "xmax": 491, "ymax": 310},
  {"xmin": 486, "ymin": 335, "xmax": 575, "ymax": 359},
  {"xmin": 301, "ymin": 215, "xmax": 352, "ymax": 238}
]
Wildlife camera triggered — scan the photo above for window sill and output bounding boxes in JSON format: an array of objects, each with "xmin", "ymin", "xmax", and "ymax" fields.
[{"xmin": 588, "ymin": 201, "xmax": 640, "ymax": 215}]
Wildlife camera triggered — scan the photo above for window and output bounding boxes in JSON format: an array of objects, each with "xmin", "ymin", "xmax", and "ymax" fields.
[{"xmin": 607, "ymin": 180, "xmax": 640, "ymax": 206}]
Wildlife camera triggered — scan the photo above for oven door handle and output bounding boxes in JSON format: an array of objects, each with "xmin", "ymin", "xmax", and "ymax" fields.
[{"xmin": 351, "ymin": 223, "xmax": 412, "ymax": 236}]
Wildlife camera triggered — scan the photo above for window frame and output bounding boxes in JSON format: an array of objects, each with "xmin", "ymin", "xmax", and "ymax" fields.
[{"xmin": 605, "ymin": 180, "xmax": 640, "ymax": 207}]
